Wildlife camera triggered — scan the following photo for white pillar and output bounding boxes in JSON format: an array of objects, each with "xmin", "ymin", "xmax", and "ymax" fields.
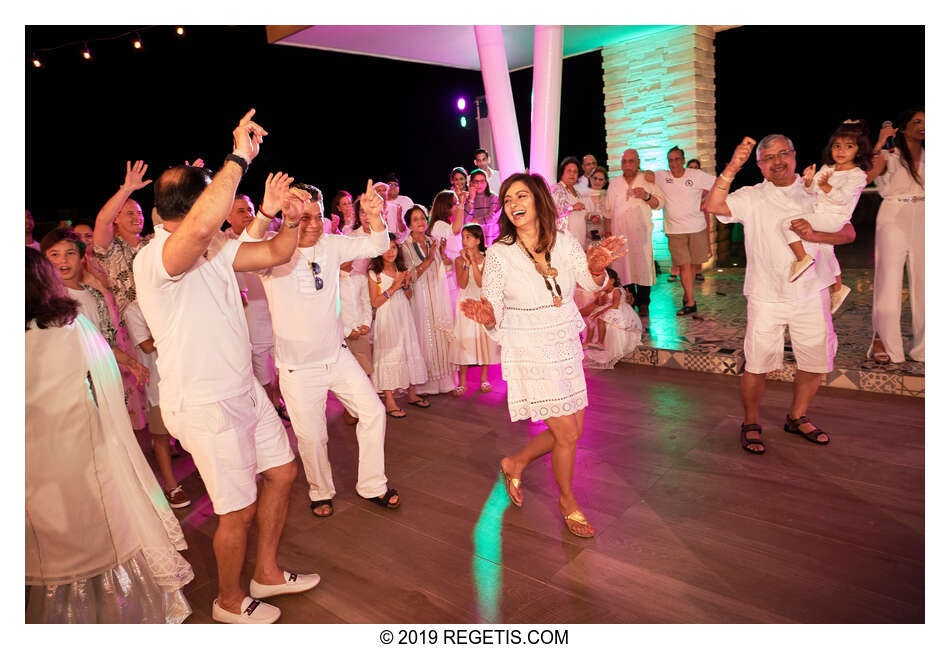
[
  {"xmin": 474, "ymin": 26, "xmax": 525, "ymax": 183},
  {"xmin": 529, "ymin": 25, "xmax": 563, "ymax": 186}
]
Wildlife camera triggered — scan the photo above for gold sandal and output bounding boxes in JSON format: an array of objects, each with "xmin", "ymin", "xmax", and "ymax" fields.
[
  {"xmin": 562, "ymin": 510, "xmax": 595, "ymax": 538},
  {"xmin": 499, "ymin": 467, "xmax": 523, "ymax": 508}
]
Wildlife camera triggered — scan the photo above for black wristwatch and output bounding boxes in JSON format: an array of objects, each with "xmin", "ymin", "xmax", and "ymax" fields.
[{"xmin": 225, "ymin": 153, "xmax": 249, "ymax": 175}]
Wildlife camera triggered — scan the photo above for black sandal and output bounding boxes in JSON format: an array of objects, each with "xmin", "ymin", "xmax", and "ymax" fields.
[
  {"xmin": 784, "ymin": 414, "xmax": 830, "ymax": 445},
  {"xmin": 740, "ymin": 423, "xmax": 766, "ymax": 454},
  {"xmin": 407, "ymin": 398, "xmax": 430, "ymax": 408},
  {"xmin": 310, "ymin": 499, "xmax": 333, "ymax": 517},
  {"xmin": 364, "ymin": 487, "xmax": 400, "ymax": 509},
  {"xmin": 677, "ymin": 303, "xmax": 697, "ymax": 316}
]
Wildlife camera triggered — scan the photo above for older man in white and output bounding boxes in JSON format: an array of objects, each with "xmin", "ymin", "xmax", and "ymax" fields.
[
  {"xmin": 576, "ymin": 154, "xmax": 597, "ymax": 192},
  {"xmin": 605, "ymin": 148, "xmax": 664, "ymax": 316},
  {"xmin": 133, "ymin": 111, "xmax": 319, "ymax": 624},
  {"xmin": 705, "ymin": 134, "xmax": 856, "ymax": 454},
  {"xmin": 241, "ymin": 176, "xmax": 399, "ymax": 518}
]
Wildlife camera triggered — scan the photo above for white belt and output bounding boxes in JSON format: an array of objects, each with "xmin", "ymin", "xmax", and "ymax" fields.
[{"xmin": 884, "ymin": 195, "xmax": 925, "ymax": 203}]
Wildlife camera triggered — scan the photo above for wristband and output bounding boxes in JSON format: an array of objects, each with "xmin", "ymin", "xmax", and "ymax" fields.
[
  {"xmin": 225, "ymin": 153, "xmax": 249, "ymax": 175},
  {"xmin": 257, "ymin": 208, "xmax": 275, "ymax": 222},
  {"xmin": 286, "ymin": 222, "xmax": 300, "ymax": 229},
  {"xmin": 645, "ymin": 192, "xmax": 653, "ymax": 202}
]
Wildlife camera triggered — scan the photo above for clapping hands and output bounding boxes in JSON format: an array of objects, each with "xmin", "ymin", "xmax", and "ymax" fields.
[{"xmin": 460, "ymin": 296, "xmax": 496, "ymax": 328}]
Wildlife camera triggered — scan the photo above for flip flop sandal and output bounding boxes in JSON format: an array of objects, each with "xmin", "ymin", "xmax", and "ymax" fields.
[
  {"xmin": 407, "ymin": 398, "xmax": 430, "ymax": 408},
  {"xmin": 364, "ymin": 487, "xmax": 400, "ymax": 509},
  {"xmin": 310, "ymin": 499, "xmax": 333, "ymax": 517},
  {"xmin": 386, "ymin": 408, "xmax": 407, "ymax": 418},
  {"xmin": 499, "ymin": 466, "xmax": 523, "ymax": 507},
  {"xmin": 784, "ymin": 414, "xmax": 830, "ymax": 445},
  {"xmin": 562, "ymin": 510, "xmax": 595, "ymax": 538},
  {"xmin": 677, "ymin": 303, "xmax": 697, "ymax": 316},
  {"xmin": 740, "ymin": 423, "xmax": 766, "ymax": 454}
]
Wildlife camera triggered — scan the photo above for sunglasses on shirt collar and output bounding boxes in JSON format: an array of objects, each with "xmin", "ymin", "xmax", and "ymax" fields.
[{"xmin": 310, "ymin": 261, "xmax": 323, "ymax": 291}]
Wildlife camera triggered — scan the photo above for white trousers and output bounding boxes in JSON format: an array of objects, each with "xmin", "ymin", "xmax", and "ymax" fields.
[
  {"xmin": 871, "ymin": 199, "xmax": 924, "ymax": 363},
  {"xmin": 279, "ymin": 349, "xmax": 388, "ymax": 501}
]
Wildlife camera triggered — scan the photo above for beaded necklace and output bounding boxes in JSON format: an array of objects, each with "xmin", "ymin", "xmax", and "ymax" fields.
[{"xmin": 517, "ymin": 239, "xmax": 562, "ymax": 307}]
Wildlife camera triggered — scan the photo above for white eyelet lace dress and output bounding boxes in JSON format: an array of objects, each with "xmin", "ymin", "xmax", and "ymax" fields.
[{"xmin": 481, "ymin": 231, "xmax": 606, "ymax": 422}]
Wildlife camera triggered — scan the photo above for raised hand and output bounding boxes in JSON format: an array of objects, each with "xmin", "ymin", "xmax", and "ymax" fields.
[
  {"xmin": 587, "ymin": 235, "xmax": 627, "ymax": 275},
  {"xmin": 802, "ymin": 163, "xmax": 817, "ymax": 186},
  {"xmin": 727, "ymin": 136, "xmax": 757, "ymax": 173},
  {"xmin": 122, "ymin": 160, "xmax": 151, "ymax": 192},
  {"xmin": 877, "ymin": 124, "xmax": 898, "ymax": 149},
  {"xmin": 361, "ymin": 178, "xmax": 384, "ymax": 221},
  {"xmin": 280, "ymin": 190, "xmax": 306, "ymax": 227},
  {"xmin": 460, "ymin": 296, "xmax": 496, "ymax": 328},
  {"xmin": 184, "ymin": 158, "xmax": 205, "ymax": 168},
  {"xmin": 232, "ymin": 108, "xmax": 269, "ymax": 162},
  {"xmin": 262, "ymin": 172, "xmax": 294, "ymax": 216}
]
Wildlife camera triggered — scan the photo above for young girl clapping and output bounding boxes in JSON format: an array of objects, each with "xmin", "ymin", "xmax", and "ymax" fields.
[{"xmin": 450, "ymin": 224, "xmax": 500, "ymax": 395}]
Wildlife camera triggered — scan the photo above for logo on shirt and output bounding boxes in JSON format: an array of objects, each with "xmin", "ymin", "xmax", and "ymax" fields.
[
  {"xmin": 685, "ymin": 179, "xmax": 694, "ymax": 187},
  {"xmin": 665, "ymin": 177, "xmax": 674, "ymax": 184}
]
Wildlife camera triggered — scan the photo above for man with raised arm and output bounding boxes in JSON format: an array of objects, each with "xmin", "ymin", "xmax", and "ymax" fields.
[
  {"xmin": 704, "ymin": 135, "xmax": 856, "ymax": 455},
  {"xmin": 133, "ymin": 110, "xmax": 319, "ymax": 624},
  {"xmin": 240, "ymin": 175, "xmax": 398, "ymax": 519}
]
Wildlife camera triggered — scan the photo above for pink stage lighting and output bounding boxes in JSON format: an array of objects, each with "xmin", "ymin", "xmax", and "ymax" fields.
[{"xmin": 457, "ymin": 98, "xmax": 467, "ymax": 111}]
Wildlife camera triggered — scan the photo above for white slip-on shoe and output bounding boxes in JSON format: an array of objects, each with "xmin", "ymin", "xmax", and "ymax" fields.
[
  {"xmin": 249, "ymin": 571, "xmax": 321, "ymax": 599},
  {"xmin": 212, "ymin": 597, "xmax": 280, "ymax": 624},
  {"xmin": 789, "ymin": 255, "xmax": 815, "ymax": 282},
  {"xmin": 830, "ymin": 284, "xmax": 851, "ymax": 314}
]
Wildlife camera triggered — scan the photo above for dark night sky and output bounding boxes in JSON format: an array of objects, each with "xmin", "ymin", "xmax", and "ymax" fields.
[{"xmin": 26, "ymin": 25, "xmax": 923, "ymax": 237}]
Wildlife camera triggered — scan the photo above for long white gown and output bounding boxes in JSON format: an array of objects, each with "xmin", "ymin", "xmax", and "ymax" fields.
[
  {"xmin": 369, "ymin": 270, "xmax": 429, "ymax": 392},
  {"xmin": 605, "ymin": 174, "xmax": 665, "ymax": 286},
  {"xmin": 401, "ymin": 236, "xmax": 457, "ymax": 394},
  {"xmin": 481, "ymin": 231, "xmax": 606, "ymax": 422},
  {"xmin": 430, "ymin": 219, "xmax": 462, "ymax": 305},
  {"xmin": 26, "ymin": 315, "xmax": 193, "ymax": 623}
]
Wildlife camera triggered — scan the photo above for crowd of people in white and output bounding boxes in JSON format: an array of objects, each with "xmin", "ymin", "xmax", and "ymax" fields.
[{"xmin": 25, "ymin": 107, "xmax": 923, "ymax": 624}]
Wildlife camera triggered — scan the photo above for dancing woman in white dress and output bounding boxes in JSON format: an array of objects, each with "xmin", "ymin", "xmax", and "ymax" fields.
[{"xmin": 460, "ymin": 173, "xmax": 627, "ymax": 538}]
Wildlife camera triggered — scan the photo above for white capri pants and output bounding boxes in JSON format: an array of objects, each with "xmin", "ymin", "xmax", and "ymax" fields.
[
  {"xmin": 744, "ymin": 292, "xmax": 837, "ymax": 375},
  {"xmin": 871, "ymin": 198, "xmax": 924, "ymax": 363},
  {"xmin": 279, "ymin": 348, "xmax": 388, "ymax": 502}
]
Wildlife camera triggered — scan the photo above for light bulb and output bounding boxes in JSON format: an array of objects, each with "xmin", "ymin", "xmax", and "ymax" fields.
[{"xmin": 176, "ymin": 26, "xmax": 184, "ymax": 36}]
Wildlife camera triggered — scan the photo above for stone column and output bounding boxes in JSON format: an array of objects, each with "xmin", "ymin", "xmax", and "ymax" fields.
[{"xmin": 528, "ymin": 25, "xmax": 563, "ymax": 186}]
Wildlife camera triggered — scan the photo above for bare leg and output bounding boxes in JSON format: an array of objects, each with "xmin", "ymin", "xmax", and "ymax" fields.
[
  {"xmin": 740, "ymin": 371, "xmax": 766, "ymax": 452},
  {"xmin": 213, "ymin": 503, "xmax": 256, "ymax": 613},
  {"xmin": 152, "ymin": 434, "xmax": 178, "ymax": 488},
  {"xmin": 832, "ymin": 274, "xmax": 842, "ymax": 293},
  {"xmin": 789, "ymin": 370, "xmax": 828, "ymax": 442},
  {"xmin": 596, "ymin": 320, "xmax": 606, "ymax": 344},
  {"xmin": 789, "ymin": 241, "xmax": 808, "ymax": 262},
  {"xmin": 253, "ymin": 460, "xmax": 297, "ymax": 585},
  {"xmin": 383, "ymin": 389, "xmax": 402, "ymax": 413},
  {"xmin": 680, "ymin": 263, "xmax": 696, "ymax": 306},
  {"xmin": 408, "ymin": 385, "xmax": 428, "ymax": 406},
  {"xmin": 480, "ymin": 365, "xmax": 488, "ymax": 383}
]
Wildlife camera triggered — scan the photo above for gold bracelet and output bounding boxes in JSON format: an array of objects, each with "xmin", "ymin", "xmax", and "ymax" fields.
[
  {"xmin": 715, "ymin": 184, "xmax": 730, "ymax": 191},
  {"xmin": 719, "ymin": 172, "xmax": 735, "ymax": 182}
]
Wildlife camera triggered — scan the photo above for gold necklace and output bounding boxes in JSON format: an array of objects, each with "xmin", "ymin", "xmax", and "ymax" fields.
[{"xmin": 517, "ymin": 239, "xmax": 562, "ymax": 307}]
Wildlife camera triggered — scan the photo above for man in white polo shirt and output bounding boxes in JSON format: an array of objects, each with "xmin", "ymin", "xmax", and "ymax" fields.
[
  {"xmin": 652, "ymin": 146, "xmax": 716, "ymax": 316},
  {"xmin": 241, "ymin": 177, "xmax": 397, "ymax": 518},
  {"xmin": 705, "ymin": 134, "xmax": 856, "ymax": 455},
  {"xmin": 133, "ymin": 110, "xmax": 319, "ymax": 624}
]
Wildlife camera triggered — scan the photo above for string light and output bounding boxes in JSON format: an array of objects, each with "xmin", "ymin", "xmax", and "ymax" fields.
[
  {"xmin": 132, "ymin": 32, "xmax": 142, "ymax": 49},
  {"xmin": 82, "ymin": 42, "xmax": 91, "ymax": 60},
  {"xmin": 32, "ymin": 52, "xmax": 41, "ymax": 68},
  {"xmin": 30, "ymin": 26, "xmax": 189, "ymax": 69},
  {"xmin": 176, "ymin": 26, "xmax": 185, "ymax": 36}
]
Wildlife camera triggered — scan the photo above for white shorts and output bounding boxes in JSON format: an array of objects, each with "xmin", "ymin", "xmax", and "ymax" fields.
[
  {"xmin": 744, "ymin": 292, "xmax": 837, "ymax": 375},
  {"xmin": 162, "ymin": 380, "xmax": 294, "ymax": 515}
]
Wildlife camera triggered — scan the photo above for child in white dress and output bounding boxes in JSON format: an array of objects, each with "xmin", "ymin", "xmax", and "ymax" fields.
[
  {"xmin": 580, "ymin": 268, "xmax": 642, "ymax": 369},
  {"xmin": 450, "ymin": 224, "xmax": 500, "ymax": 395},
  {"xmin": 368, "ymin": 233, "xmax": 429, "ymax": 418},
  {"xmin": 785, "ymin": 120, "xmax": 871, "ymax": 313}
]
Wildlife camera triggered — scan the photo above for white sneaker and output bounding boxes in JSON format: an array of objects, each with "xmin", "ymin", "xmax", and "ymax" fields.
[
  {"xmin": 789, "ymin": 255, "xmax": 815, "ymax": 282},
  {"xmin": 830, "ymin": 284, "xmax": 851, "ymax": 314},
  {"xmin": 212, "ymin": 596, "xmax": 280, "ymax": 624},
  {"xmin": 249, "ymin": 571, "xmax": 321, "ymax": 599}
]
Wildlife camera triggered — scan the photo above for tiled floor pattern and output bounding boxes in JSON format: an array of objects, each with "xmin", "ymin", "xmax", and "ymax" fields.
[{"xmin": 611, "ymin": 268, "xmax": 924, "ymax": 398}]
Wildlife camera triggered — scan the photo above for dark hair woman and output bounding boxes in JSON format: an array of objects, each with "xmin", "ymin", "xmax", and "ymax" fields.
[
  {"xmin": 867, "ymin": 107, "xmax": 925, "ymax": 364},
  {"xmin": 459, "ymin": 173, "xmax": 628, "ymax": 539}
]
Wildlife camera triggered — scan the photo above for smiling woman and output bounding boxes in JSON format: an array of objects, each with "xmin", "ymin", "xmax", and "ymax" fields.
[{"xmin": 460, "ymin": 173, "xmax": 628, "ymax": 539}]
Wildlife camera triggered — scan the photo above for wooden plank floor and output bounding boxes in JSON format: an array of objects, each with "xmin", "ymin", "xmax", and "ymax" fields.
[{"xmin": 169, "ymin": 363, "xmax": 924, "ymax": 624}]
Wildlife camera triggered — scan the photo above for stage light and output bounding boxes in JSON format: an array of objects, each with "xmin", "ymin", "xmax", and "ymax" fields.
[
  {"xmin": 133, "ymin": 33, "xmax": 142, "ymax": 49},
  {"xmin": 82, "ymin": 42, "xmax": 91, "ymax": 60},
  {"xmin": 460, "ymin": 116, "xmax": 468, "ymax": 128},
  {"xmin": 32, "ymin": 52, "xmax": 41, "ymax": 68},
  {"xmin": 457, "ymin": 97, "xmax": 466, "ymax": 111},
  {"xmin": 176, "ymin": 26, "xmax": 185, "ymax": 36}
]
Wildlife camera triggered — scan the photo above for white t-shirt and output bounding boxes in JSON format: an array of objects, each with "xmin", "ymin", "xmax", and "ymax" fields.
[
  {"xmin": 244, "ymin": 228, "xmax": 390, "ymax": 370},
  {"xmin": 392, "ymin": 194, "xmax": 414, "ymax": 216},
  {"xmin": 67, "ymin": 287, "xmax": 101, "ymax": 331},
  {"xmin": 874, "ymin": 149, "xmax": 925, "ymax": 199},
  {"xmin": 484, "ymin": 167, "xmax": 501, "ymax": 195},
  {"xmin": 720, "ymin": 178, "xmax": 834, "ymax": 302},
  {"xmin": 132, "ymin": 225, "xmax": 254, "ymax": 410},
  {"xmin": 123, "ymin": 301, "xmax": 160, "ymax": 407},
  {"xmin": 654, "ymin": 168, "xmax": 716, "ymax": 234}
]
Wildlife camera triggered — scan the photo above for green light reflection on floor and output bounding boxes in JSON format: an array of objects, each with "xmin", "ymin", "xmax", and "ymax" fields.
[{"xmin": 471, "ymin": 476, "xmax": 511, "ymax": 623}]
